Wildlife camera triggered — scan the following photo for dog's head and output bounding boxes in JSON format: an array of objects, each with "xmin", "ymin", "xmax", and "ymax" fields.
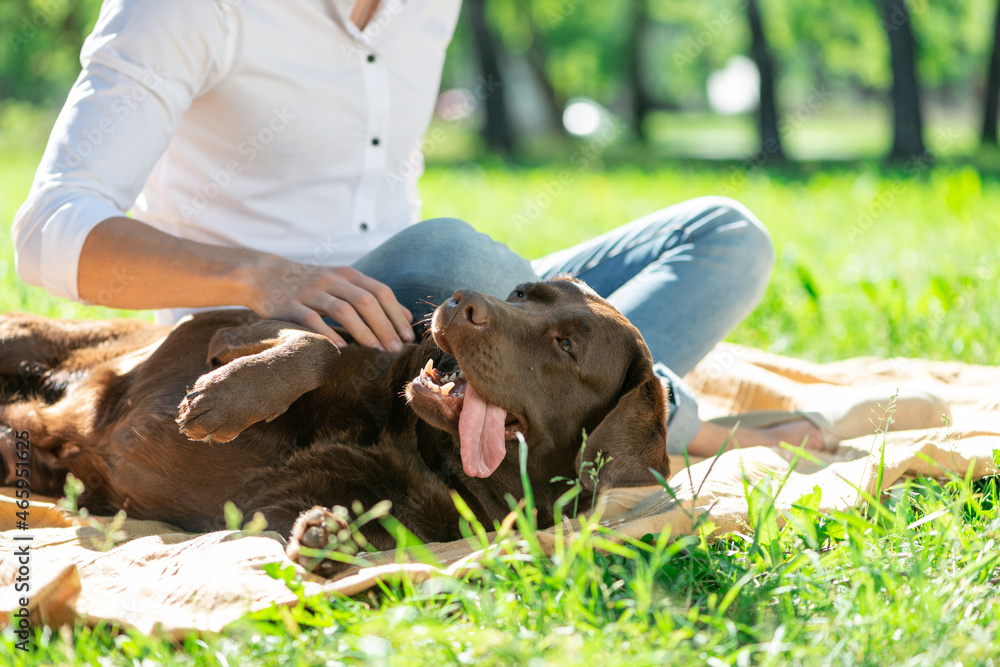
[{"xmin": 405, "ymin": 278, "xmax": 669, "ymax": 491}]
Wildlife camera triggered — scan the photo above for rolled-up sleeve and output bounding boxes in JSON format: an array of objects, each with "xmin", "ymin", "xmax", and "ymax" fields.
[{"xmin": 11, "ymin": 0, "xmax": 235, "ymax": 301}]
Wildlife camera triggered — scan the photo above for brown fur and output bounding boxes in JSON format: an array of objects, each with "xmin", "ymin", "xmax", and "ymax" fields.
[{"xmin": 0, "ymin": 279, "xmax": 669, "ymax": 575}]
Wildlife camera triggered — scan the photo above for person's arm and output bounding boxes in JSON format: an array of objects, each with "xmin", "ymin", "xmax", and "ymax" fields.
[
  {"xmin": 13, "ymin": 0, "xmax": 412, "ymax": 351},
  {"xmin": 78, "ymin": 217, "xmax": 414, "ymax": 351}
]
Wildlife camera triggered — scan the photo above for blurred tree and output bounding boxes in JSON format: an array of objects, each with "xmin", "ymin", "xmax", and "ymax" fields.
[
  {"xmin": 7, "ymin": 0, "xmax": 998, "ymax": 162},
  {"xmin": 628, "ymin": 0, "xmax": 654, "ymax": 142},
  {"xmin": 876, "ymin": 0, "xmax": 927, "ymax": 160},
  {"xmin": 648, "ymin": 1, "xmax": 741, "ymax": 110},
  {"xmin": 514, "ymin": 0, "xmax": 567, "ymax": 135},
  {"xmin": 746, "ymin": 0, "xmax": 784, "ymax": 160},
  {"xmin": 983, "ymin": 0, "xmax": 1000, "ymax": 145},
  {"xmin": 466, "ymin": 0, "xmax": 516, "ymax": 154},
  {"xmin": 491, "ymin": 1, "xmax": 632, "ymax": 116},
  {"xmin": 1, "ymin": 0, "xmax": 102, "ymax": 105}
]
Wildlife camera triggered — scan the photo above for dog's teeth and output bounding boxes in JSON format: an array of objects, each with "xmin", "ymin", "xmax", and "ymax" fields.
[
  {"xmin": 440, "ymin": 382, "xmax": 455, "ymax": 396},
  {"xmin": 457, "ymin": 370, "xmax": 465, "ymax": 379},
  {"xmin": 424, "ymin": 359, "xmax": 434, "ymax": 375},
  {"xmin": 429, "ymin": 383, "xmax": 441, "ymax": 393}
]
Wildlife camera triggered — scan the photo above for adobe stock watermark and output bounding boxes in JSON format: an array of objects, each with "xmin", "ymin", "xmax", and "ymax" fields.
[
  {"xmin": 6, "ymin": 0, "xmax": 63, "ymax": 53},
  {"xmin": 253, "ymin": 235, "xmax": 364, "ymax": 319},
  {"xmin": 545, "ymin": 0, "xmax": 584, "ymax": 28},
  {"xmin": 879, "ymin": 0, "xmax": 927, "ymax": 35},
  {"xmin": 717, "ymin": 84, "xmax": 834, "ymax": 197},
  {"xmin": 180, "ymin": 107, "xmax": 296, "ymax": 221},
  {"xmin": 92, "ymin": 267, "xmax": 136, "ymax": 308},
  {"xmin": 509, "ymin": 116, "xmax": 627, "ymax": 234},
  {"xmin": 696, "ymin": 344, "xmax": 753, "ymax": 383},
  {"xmin": 384, "ymin": 75, "xmax": 501, "ymax": 192},
  {"xmin": 879, "ymin": 248, "xmax": 997, "ymax": 373},
  {"xmin": 52, "ymin": 64, "xmax": 169, "ymax": 172},
  {"xmin": 845, "ymin": 126, "xmax": 960, "ymax": 243},
  {"xmin": 673, "ymin": 7, "xmax": 740, "ymax": 67},
  {"xmin": 338, "ymin": 0, "xmax": 405, "ymax": 63}
]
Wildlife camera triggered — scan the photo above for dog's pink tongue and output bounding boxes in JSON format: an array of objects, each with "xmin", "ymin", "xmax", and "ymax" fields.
[{"xmin": 458, "ymin": 383, "xmax": 507, "ymax": 478}]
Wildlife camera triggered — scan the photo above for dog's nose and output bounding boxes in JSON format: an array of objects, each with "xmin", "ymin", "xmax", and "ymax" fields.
[{"xmin": 450, "ymin": 290, "xmax": 490, "ymax": 327}]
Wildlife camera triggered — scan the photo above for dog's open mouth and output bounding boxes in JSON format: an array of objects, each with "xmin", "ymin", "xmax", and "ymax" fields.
[
  {"xmin": 410, "ymin": 358, "xmax": 526, "ymax": 478},
  {"xmin": 412, "ymin": 359, "xmax": 467, "ymax": 408}
]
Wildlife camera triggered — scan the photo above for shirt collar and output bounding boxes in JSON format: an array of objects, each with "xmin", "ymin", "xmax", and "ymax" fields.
[{"xmin": 326, "ymin": 0, "xmax": 408, "ymax": 47}]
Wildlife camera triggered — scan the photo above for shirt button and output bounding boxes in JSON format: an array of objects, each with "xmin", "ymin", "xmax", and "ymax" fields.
[
  {"xmin": 359, "ymin": 222, "xmax": 369, "ymax": 231},
  {"xmin": 367, "ymin": 54, "xmax": 375, "ymax": 63},
  {"xmin": 371, "ymin": 137, "xmax": 380, "ymax": 146}
]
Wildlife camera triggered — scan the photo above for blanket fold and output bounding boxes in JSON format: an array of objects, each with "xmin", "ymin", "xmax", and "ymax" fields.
[{"xmin": 1, "ymin": 343, "xmax": 997, "ymax": 636}]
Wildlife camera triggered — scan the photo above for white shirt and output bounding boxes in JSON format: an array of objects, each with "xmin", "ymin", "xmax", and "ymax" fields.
[{"xmin": 12, "ymin": 0, "xmax": 461, "ymax": 324}]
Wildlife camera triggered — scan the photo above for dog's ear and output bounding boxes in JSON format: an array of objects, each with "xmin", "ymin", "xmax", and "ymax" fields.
[{"xmin": 576, "ymin": 352, "xmax": 670, "ymax": 492}]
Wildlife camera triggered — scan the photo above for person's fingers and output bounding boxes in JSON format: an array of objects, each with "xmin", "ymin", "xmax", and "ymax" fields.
[
  {"xmin": 325, "ymin": 270, "xmax": 407, "ymax": 351},
  {"xmin": 350, "ymin": 273, "xmax": 415, "ymax": 343},
  {"xmin": 290, "ymin": 305, "xmax": 348, "ymax": 348},
  {"xmin": 259, "ymin": 263, "xmax": 417, "ymax": 352},
  {"xmin": 309, "ymin": 291, "xmax": 389, "ymax": 352}
]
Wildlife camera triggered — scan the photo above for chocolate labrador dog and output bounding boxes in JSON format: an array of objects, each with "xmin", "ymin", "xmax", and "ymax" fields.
[{"xmin": 0, "ymin": 278, "xmax": 669, "ymax": 576}]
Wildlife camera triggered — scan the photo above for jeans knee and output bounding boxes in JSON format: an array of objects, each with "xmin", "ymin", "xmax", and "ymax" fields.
[
  {"xmin": 413, "ymin": 217, "xmax": 478, "ymax": 243},
  {"xmin": 695, "ymin": 195, "xmax": 775, "ymax": 283},
  {"xmin": 385, "ymin": 217, "xmax": 535, "ymax": 300}
]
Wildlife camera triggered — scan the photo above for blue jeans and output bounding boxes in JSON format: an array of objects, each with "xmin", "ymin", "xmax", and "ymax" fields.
[{"xmin": 352, "ymin": 196, "xmax": 775, "ymax": 454}]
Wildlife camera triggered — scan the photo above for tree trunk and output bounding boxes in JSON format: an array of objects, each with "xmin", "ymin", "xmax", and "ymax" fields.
[
  {"xmin": 629, "ymin": 0, "xmax": 653, "ymax": 143},
  {"xmin": 982, "ymin": 0, "xmax": 1000, "ymax": 146},
  {"xmin": 877, "ymin": 0, "xmax": 927, "ymax": 160},
  {"xmin": 465, "ymin": 0, "xmax": 515, "ymax": 155},
  {"xmin": 746, "ymin": 0, "xmax": 784, "ymax": 161},
  {"xmin": 524, "ymin": 40, "xmax": 568, "ymax": 136},
  {"xmin": 517, "ymin": 0, "xmax": 567, "ymax": 136}
]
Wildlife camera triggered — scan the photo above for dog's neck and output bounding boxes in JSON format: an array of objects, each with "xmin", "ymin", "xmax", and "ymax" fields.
[{"xmin": 340, "ymin": 338, "xmax": 597, "ymax": 525}]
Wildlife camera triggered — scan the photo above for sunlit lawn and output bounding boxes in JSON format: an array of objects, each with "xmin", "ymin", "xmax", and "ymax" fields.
[
  {"xmin": 3, "ymin": 138, "xmax": 999, "ymax": 366},
  {"xmin": 2, "ymin": 116, "xmax": 1000, "ymax": 664}
]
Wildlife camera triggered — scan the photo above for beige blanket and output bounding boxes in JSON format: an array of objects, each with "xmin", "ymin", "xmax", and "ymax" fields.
[{"xmin": 1, "ymin": 344, "xmax": 997, "ymax": 636}]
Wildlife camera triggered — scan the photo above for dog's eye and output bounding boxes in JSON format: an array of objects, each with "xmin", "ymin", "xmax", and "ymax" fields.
[{"xmin": 559, "ymin": 338, "xmax": 572, "ymax": 354}]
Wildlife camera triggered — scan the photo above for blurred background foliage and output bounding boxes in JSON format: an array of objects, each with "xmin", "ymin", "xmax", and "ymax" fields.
[
  {"xmin": 1, "ymin": 0, "xmax": 998, "ymax": 366},
  {"xmin": 2, "ymin": 0, "xmax": 1000, "ymax": 163}
]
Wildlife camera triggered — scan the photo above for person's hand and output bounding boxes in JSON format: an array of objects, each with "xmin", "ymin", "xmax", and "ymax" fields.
[{"xmin": 243, "ymin": 255, "xmax": 415, "ymax": 352}]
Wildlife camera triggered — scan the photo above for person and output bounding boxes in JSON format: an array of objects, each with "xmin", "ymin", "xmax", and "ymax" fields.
[{"xmin": 12, "ymin": 0, "xmax": 822, "ymax": 456}]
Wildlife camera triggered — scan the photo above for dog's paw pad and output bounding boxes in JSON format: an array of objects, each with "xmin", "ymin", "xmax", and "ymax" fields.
[
  {"xmin": 301, "ymin": 525, "xmax": 328, "ymax": 549},
  {"xmin": 286, "ymin": 506, "xmax": 356, "ymax": 579}
]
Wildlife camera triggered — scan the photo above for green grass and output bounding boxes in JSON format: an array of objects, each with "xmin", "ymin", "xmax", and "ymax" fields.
[
  {"xmin": 420, "ymin": 160, "xmax": 1000, "ymax": 366},
  {"xmin": 5, "ymin": 467, "xmax": 1000, "ymax": 665},
  {"xmin": 3, "ymin": 130, "xmax": 1000, "ymax": 663},
  {"xmin": 4, "ymin": 147, "xmax": 999, "ymax": 365}
]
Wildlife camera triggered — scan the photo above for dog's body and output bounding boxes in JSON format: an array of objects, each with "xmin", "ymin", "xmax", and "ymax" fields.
[{"xmin": 1, "ymin": 279, "xmax": 668, "ymax": 575}]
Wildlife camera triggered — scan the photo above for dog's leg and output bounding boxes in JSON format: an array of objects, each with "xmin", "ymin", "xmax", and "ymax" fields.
[
  {"xmin": 285, "ymin": 506, "xmax": 359, "ymax": 579},
  {"xmin": 237, "ymin": 440, "xmax": 465, "ymax": 579},
  {"xmin": 176, "ymin": 321, "xmax": 341, "ymax": 443}
]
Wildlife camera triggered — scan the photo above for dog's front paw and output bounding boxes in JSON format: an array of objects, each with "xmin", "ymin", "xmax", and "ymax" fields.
[
  {"xmin": 176, "ymin": 372, "xmax": 289, "ymax": 444},
  {"xmin": 286, "ymin": 506, "xmax": 360, "ymax": 579}
]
